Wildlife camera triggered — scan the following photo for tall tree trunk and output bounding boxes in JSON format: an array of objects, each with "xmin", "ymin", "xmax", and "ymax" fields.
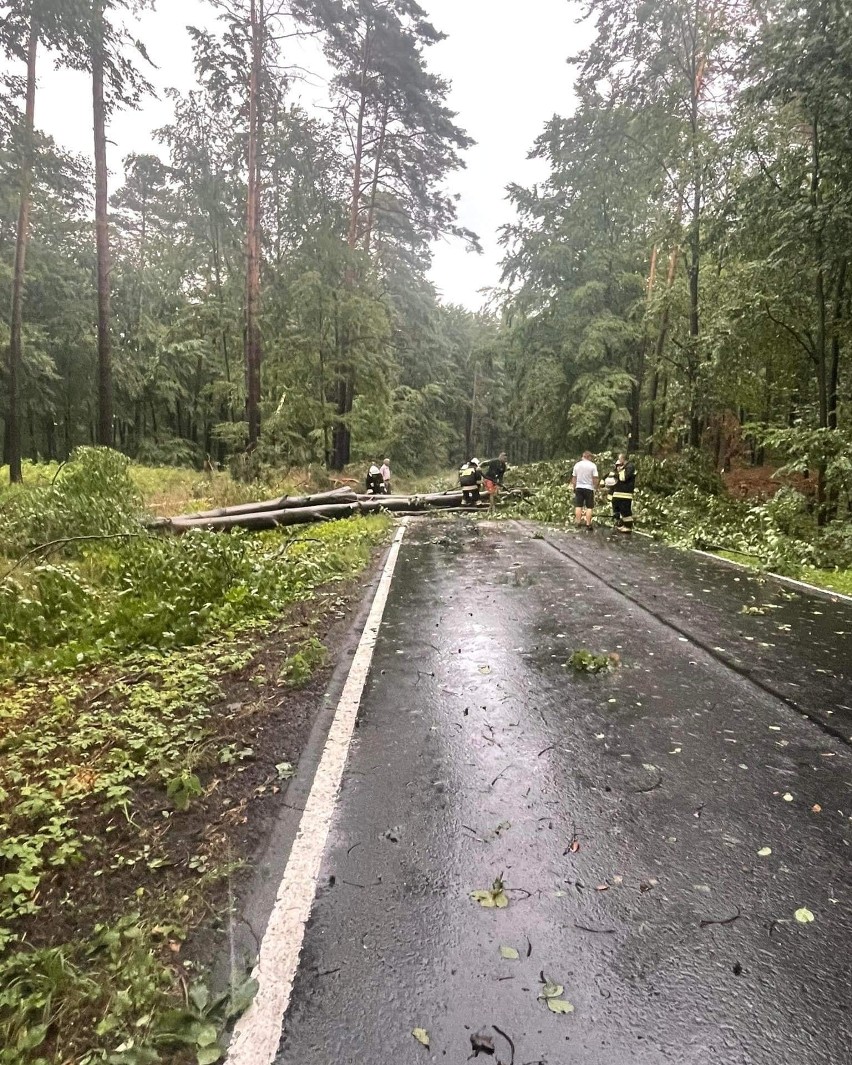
[
  {"xmin": 92, "ymin": 0, "xmax": 113, "ymax": 447},
  {"xmin": 686, "ymin": 34, "xmax": 707, "ymax": 451},
  {"xmin": 347, "ymin": 38, "xmax": 369, "ymax": 253},
  {"xmin": 827, "ymin": 259, "xmax": 845, "ymax": 432},
  {"xmin": 244, "ymin": 0, "xmax": 263, "ymax": 448},
  {"xmin": 332, "ymin": 30, "xmax": 372, "ymax": 470},
  {"xmin": 647, "ymin": 244, "xmax": 681, "ymax": 453},
  {"xmin": 808, "ymin": 116, "xmax": 829, "ymax": 523},
  {"xmin": 363, "ymin": 97, "xmax": 389, "ymax": 256},
  {"xmin": 7, "ymin": 13, "xmax": 38, "ymax": 483}
]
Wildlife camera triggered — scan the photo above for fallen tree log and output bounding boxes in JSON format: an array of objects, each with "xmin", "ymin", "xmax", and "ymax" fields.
[
  {"xmin": 178, "ymin": 486, "xmax": 357, "ymax": 520},
  {"xmin": 356, "ymin": 492, "xmax": 465, "ymax": 508},
  {"xmin": 170, "ymin": 500, "xmax": 385, "ymax": 533},
  {"xmin": 167, "ymin": 487, "xmax": 534, "ymax": 533}
]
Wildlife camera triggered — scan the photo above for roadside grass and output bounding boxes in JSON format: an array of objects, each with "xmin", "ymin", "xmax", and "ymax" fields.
[
  {"xmin": 716, "ymin": 549, "xmax": 852, "ymax": 597},
  {"xmin": 0, "ymin": 450, "xmax": 392, "ymax": 1063}
]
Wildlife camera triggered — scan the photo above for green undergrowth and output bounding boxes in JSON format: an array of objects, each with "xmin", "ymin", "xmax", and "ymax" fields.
[
  {"xmin": 0, "ymin": 449, "xmax": 392, "ymax": 1062},
  {"xmin": 507, "ymin": 455, "xmax": 852, "ymax": 591}
]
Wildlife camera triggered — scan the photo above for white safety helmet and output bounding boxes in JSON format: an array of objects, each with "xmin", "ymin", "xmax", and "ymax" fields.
[{"xmin": 471, "ymin": 458, "xmax": 480, "ymax": 466}]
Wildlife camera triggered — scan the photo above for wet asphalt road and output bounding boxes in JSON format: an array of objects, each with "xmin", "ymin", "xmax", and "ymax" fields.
[{"xmin": 273, "ymin": 518, "xmax": 852, "ymax": 1065}]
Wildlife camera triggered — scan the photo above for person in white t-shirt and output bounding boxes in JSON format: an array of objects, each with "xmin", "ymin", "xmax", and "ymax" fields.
[
  {"xmin": 570, "ymin": 450, "xmax": 599, "ymax": 530},
  {"xmin": 380, "ymin": 458, "xmax": 391, "ymax": 494}
]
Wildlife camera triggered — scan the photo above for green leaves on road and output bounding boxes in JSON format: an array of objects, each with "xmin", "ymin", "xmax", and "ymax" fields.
[
  {"xmin": 539, "ymin": 974, "xmax": 574, "ymax": 1015},
  {"xmin": 566, "ymin": 649, "xmax": 620, "ymax": 674},
  {"xmin": 471, "ymin": 876, "xmax": 509, "ymax": 909},
  {"xmin": 412, "ymin": 1027, "xmax": 430, "ymax": 1047}
]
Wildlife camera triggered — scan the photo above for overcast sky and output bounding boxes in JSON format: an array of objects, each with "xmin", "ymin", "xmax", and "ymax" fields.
[{"xmin": 31, "ymin": 0, "xmax": 592, "ymax": 309}]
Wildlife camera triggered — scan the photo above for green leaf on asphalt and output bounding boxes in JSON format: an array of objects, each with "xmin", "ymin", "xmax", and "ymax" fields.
[
  {"xmin": 546, "ymin": 998, "xmax": 575, "ymax": 1014},
  {"xmin": 782, "ymin": 792, "xmax": 793, "ymax": 802},
  {"xmin": 539, "ymin": 979, "xmax": 564, "ymax": 1000},
  {"xmin": 412, "ymin": 1028, "xmax": 430, "ymax": 1047},
  {"xmin": 794, "ymin": 907, "xmax": 815, "ymax": 924},
  {"xmin": 276, "ymin": 762, "xmax": 295, "ymax": 780},
  {"xmin": 471, "ymin": 876, "xmax": 509, "ymax": 908},
  {"xmin": 500, "ymin": 945, "xmax": 520, "ymax": 960},
  {"xmin": 478, "ymin": 665, "xmax": 492, "ymax": 674},
  {"xmin": 757, "ymin": 847, "xmax": 772, "ymax": 857}
]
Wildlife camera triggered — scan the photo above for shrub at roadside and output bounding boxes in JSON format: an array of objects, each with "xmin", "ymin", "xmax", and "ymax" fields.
[
  {"xmin": 0, "ymin": 452, "xmax": 392, "ymax": 1063},
  {"xmin": 508, "ymin": 458, "xmax": 852, "ymax": 578}
]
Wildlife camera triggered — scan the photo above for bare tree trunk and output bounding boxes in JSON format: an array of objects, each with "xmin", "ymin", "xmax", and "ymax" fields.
[
  {"xmin": 244, "ymin": 0, "xmax": 263, "ymax": 448},
  {"xmin": 828, "ymin": 259, "xmax": 846, "ymax": 433},
  {"xmin": 332, "ymin": 30, "xmax": 372, "ymax": 470},
  {"xmin": 647, "ymin": 245, "xmax": 681, "ymax": 453},
  {"xmin": 686, "ymin": 48, "xmax": 705, "ymax": 451},
  {"xmin": 7, "ymin": 14, "xmax": 39, "ymax": 483},
  {"xmin": 92, "ymin": 0, "xmax": 113, "ymax": 447},
  {"xmin": 347, "ymin": 38, "xmax": 369, "ymax": 253},
  {"xmin": 363, "ymin": 97, "xmax": 389, "ymax": 255}
]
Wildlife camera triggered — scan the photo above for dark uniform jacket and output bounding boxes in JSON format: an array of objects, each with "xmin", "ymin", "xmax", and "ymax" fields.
[
  {"xmin": 608, "ymin": 462, "xmax": 636, "ymax": 497},
  {"xmin": 459, "ymin": 463, "xmax": 482, "ymax": 488},
  {"xmin": 366, "ymin": 471, "xmax": 385, "ymax": 494}
]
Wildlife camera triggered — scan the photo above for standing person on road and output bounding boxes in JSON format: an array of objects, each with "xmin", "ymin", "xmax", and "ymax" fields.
[
  {"xmin": 480, "ymin": 452, "xmax": 508, "ymax": 508},
  {"xmin": 380, "ymin": 457, "xmax": 392, "ymax": 494},
  {"xmin": 606, "ymin": 452, "xmax": 636, "ymax": 533},
  {"xmin": 459, "ymin": 458, "xmax": 482, "ymax": 507},
  {"xmin": 571, "ymin": 450, "xmax": 599, "ymax": 530}
]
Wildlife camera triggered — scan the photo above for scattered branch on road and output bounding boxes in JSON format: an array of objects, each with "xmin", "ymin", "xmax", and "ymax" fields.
[
  {"xmin": 574, "ymin": 922, "xmax": 616, "ymax": 934},
  {"xmin": 700, "ymin": 906, "xmax": 742, "ymax": 929},
  {"xmin": 491, "ymin": 764, "xmax": 515, "ymax": 787},
  {"xmin": 493, "ymin": 1024, "xmax": 516, "ymax": 1065}
]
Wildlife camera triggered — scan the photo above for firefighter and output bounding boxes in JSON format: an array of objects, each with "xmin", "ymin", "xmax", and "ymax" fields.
[
  {"xmin": 366, "ymin": 464, "xmax": 386, "ymax": 495},
  {"xmin": 606, "ymin": 453, "xmax": 636, "ymax": 533},
  {"xmin": 459, "ymin": 458, "xmax": 482, "ymax": 507}
]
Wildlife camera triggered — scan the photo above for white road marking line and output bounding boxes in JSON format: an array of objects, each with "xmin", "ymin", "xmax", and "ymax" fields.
[
  {"xmin": 226, "ymin": 520, "xmax": 408, "ymax": 1065},
  {"xmin": 691, "ymin": 548, "xmax": 852, "ymax": 604}
]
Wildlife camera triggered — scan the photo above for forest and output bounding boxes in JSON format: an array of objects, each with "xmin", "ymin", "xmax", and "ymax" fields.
[
  {"xmin": 0, "ymin": 0, "xmax": 848, "ymax": 515},
  {"xmin": 1, "ymin": 3, "xmax": 852, "ymax": 1060}
]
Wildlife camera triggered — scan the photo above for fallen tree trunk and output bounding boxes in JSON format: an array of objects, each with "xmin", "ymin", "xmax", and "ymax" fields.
[
  {"xmin": 167, "ymin": 487, "xmax": 533, "ymax": 533},
  {"xmin": 357, "ymin": 492, "xmax": 465, "ymax": 508},
  {"xmin": 171, "ymin": 500, "xmax": 398, "ymax": 532},
  {"xmin": 178, "ymin": 486, "xmax": 357, "ymax": 520}
]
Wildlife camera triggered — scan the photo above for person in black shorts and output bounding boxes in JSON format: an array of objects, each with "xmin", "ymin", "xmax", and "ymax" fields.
[{"xmin": 570, "ymin": 451, "xmax": 599, "ymax": 529}]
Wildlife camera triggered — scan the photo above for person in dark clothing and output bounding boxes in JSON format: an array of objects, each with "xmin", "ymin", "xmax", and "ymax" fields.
[
  {"xmin": 480, "ymin": 452, "xmax": 508, "ymax": 510},
  {"xmin": 605, "ymin": 453, "xmax": 636, "ymax": 533},
  {"xmin": 366, "ymin": 464, "xmax": 386, "ymax": 495},
  {"xmin": 481, "ymin": 452, "xmax": 507, "ymax": 492},
  {"xmin": 458, "ymin": 458, "xmax": 482, "ymax": 506}
]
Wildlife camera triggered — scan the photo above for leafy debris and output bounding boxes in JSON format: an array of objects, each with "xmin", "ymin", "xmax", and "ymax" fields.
[
  {"xmin": 412, "ymin": 1027, "xmax": 430, "ymax": 1047},
  {"xmin": 471, "ymin": 876, "xmax": 509, "ymax": 909},
  {"xmin": 566, "ymin": 649, "xmax": 620, "ymax": 674}
]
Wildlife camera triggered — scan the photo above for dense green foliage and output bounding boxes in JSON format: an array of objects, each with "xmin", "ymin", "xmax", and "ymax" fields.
[
  {"xmin": 510, "ymin": 458, "xmax": 852, "ymax": 582},
  {"xmin": 0, "ymin": 451, "xmax": 390, "ymax": 1062},
  {"xmin": 498, "ymin": 0, "xmax": 852, "ymax": 521},
  {"xmin": 4, "ymin": 0, "xmax": 852, "ymax": 499}
]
